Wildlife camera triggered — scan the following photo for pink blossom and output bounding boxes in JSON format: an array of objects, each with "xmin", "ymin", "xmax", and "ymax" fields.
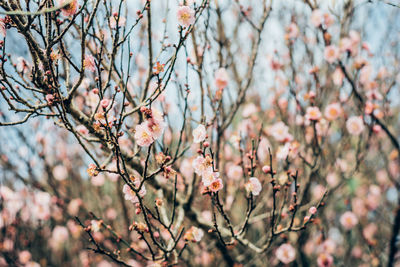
[
  {"xmin": 147, "ymin": 119, "xmax": 166, "ymax": 140},
  {"xmin": 123, "ymin": 184, "xmax": 146, "ymax": 204},
  {"xmin": 16, "ymin": 57, "xmax": 30, "ymax": 73},
  {"xmin": 177, "ymin": 6, "xmax": 195, "ymax": 27},
  {"xmin": 311, "ymin": 9, "xmax": 323, "ymax": 27},
  {"xmin": 262, "ymin": 165, "xmax": 271, "ymax": 174},
  {"xmin": 202, "ymin": 170, "xmax": 219, "ymax": 187},
  {"xmin": 100, "ymin": 98, "xmax": 110, "ymax": 109},
  {"xmin": 317, "ymin": 253, "xmax": 333, "ymax": 267},
  {"xmin": 67, "ymin": 198, "xmax": 82, "ymax": 216},
  {"xmin": 309, "ymin": 206, "xmax": 317, "ymax": 215},
  {"xmin": 323, "ymin": 13, "xmax": 335, "ymax": 28},
  {"xmin": 324, "ymin": 103, "xmax": 341, "ymax": 121},
  {"xmin": 276, "ymin": 243, "xmax": 296, "ymax": 264},
  {"xmin": 227, "ymin": 165, "xmax": 243, "ymax": 180},
  {"xmin": 305, "ymin": 106, "xmax": 322, "ymax": 121},
  {"xmin": 193, "ymin": 124, "xmax": 207, "ymax": 143},
  {"xmin": 332, "ymin": 67, "xmax": 344, "ymax": 86},
  {"xmin": 110, "ymin": 16, "xmax": 126, "ymax": 29},
  {"xmin": 287, "ymin": 23, "xmax": 299, "ymax": 39},
  {"xmin": 50, "ymin": 226, "xmax": 69, "ymax": 249},
  {"xmin": 84, "ymin": 55, "xmax": 96, "ymax": 72},
  {"xmin": 340, "ymin": 211, "xmax": 358, "ymax": 230},
  {"xmin": 59, "ymin": 0, "xmax": 78, "ymax": 17},
  {"xmin": 18, "ymin": 250, "xmax": 31, "ymax": 264},
  {"xmin": 269, "ymin": 121, "xmax": 292, "ymax": 143},
  {"xmin": 53, "ymin": 165, "xmax": 68, "ymax": 181},
  {"xmin": 245, "ymin": 177, "xmax": 262, "ymax": 196},
  {"xmin": 192, "ymin": 156, "xmax": 212, "ymax": 176},
  {"xmin": 209, "ymin": 178, "xmax": 223, "ymax": 192},
  {"xmin": 0, "ymin": 18, "xmax": 6, "ymax": 37},
  {"xmin": 76, "ymin": 125, "xmax": 89, "ymax": 135},
  {"xmin": 184, "ymin": 226, "xmax": 204, "ymax": 242},
  {"xmin": 346, "ymin": 116, "xmax": 364, "ymax": 136},
  {"xmin": 134, "ymin": 122, "xmax": 154, "ymax": 147},
  {"xmin": 324, "ymin": 45, "xmax": 340, "ymax": 63},
  {"xmin": 46, "ymin": 94, "xmax": 55, "ymax": 104},
  {"xmin": 214, "ymin": 68, "xmax": 229, "ymax": 90}
]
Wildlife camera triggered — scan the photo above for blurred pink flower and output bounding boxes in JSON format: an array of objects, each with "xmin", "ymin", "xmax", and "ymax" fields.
[
  {"xmin": 214, "ymin": 68, "xmax": 229, "ymax": 90},
  {"xmin": 193, "ymin": 124, "xmax": 207, "ymax": 143},
  {"xmin": 340, "ymin": 211, "xmax": 358, "ymax": 230},
  {"xmin": 245, "ymin": 177, "xmax": 262, "ymax": 196},
  {"xmin": 306, "ymin": 106, "xmax": 322, "ymax": 121},
  {"xmin": 311, "ymin": 9, "xmax": 323, "ymax": 27},
  {"xmin": 276, "ymin": 243, "xmax": 296, "ymax": 264},
  {"xmin": 324, "ymin": 45, "xmax": 340, "ymax": 63},
  {"xmin": 84, "ymin": 54, "xmax": 96, "ymax": 72},
  {"xmin": 346, "ymin": 116, "xmax": 364, "ymax": 136},
  {"xmin": 177, "ymin": 6, "xmax": 195, "ymax": 27}
]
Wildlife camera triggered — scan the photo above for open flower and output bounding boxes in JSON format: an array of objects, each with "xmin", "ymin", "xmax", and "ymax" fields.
[
  {"xmin": 324, "ymin": 45, "xmax": 340, "ymax": 63},
  {"xmin": 324, "ymin": 103, "xmax": 341, "ymax": 121},
  {"xmin": 346, "ymin": 116, "xmax": 364, "ymax": 136},
  {"xmin": 184, "ymin": 226, "xmax": 204, "ymax": 242},
  {"xmin": 276, "ymin": 243, "xmax": 296, "ymax": 264},
  {"xmin": 306, "ymin": 106, "xmax": 322, "ymax": 121},
  {"xmin": 84, "ymin": 55, "xmax": 96, "ymax": 72},
  {"xmin": 340, "ymin": 211, "xmax": 358, "ymax": 230},
  {"xmin": 123, "ymin": 184, "xmax": 146, "ymax": 204},
  {"xmin": 134, "ymin": 122, "xmax": 154, "ymax": 147},
  {"xmin": 245, "ymin": 177, "xmax": 262, "ymax": 196},
  {"xmin": 209, "ymin": 178, "xmax": 223, "ymax": 193},
  {"xmin": 193, "ymin": 124, "xmax": 207, "ymax": 143},
  {"xmin": 177, "ymin": 6, "xmax": 195, "ymax": 27}
]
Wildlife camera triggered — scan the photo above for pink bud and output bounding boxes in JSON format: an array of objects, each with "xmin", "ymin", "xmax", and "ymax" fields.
[
  {"xmin": 92, "ymin": 88, "xmax": 99, "ymax": 94},
  {"xmin": 46, "ymin": 94, "xmax": 54, "ymax": 103},
  {"xmin": 100, "ymin": 98, "xmax": 110, "ymax": 109},
  {"xmin": 309, "ymin": 206, "xmax": 317, "ymax": 215},
  {"xmin": 262, "ymin": 165, "xmax": 271, "ymax": 174}
]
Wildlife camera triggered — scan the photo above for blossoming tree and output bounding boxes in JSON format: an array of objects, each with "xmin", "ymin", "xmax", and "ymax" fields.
[{"xmin": 0, "ymin": 0, "xmax": 399, "ymax": 266}]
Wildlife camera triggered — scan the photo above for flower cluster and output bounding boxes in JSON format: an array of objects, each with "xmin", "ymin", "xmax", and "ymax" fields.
[{"xmin": 134, "ymin": 107, "xmax": 166, "ymax": 147}]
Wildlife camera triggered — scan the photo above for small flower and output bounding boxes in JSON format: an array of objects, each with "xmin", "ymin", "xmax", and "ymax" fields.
[
  {"xmin": 346, "ymin": 116, "xmax": 364, "ymax": 136},
  {"xmin": 209, "ymin": 178, "xmax": 223, "ymax": 193},
  {"xmin": 309, "ymin": 206, "xmax": 317, "ymax": 215},
  {"xmin": 192, "ymin": 155, "xmax": 213, "ymax": 176},
  {"xmin": 262, "ymin": 165, "xmax": 271, "ymax": 174},
  {"xmin": 84, "ymin": 55, "xmax": 96, "ymax": 72},
  {"xmin": 153, "ymin": 61, "xmax": 165, "ymax": 74},
  {"xmin": 340, "ymin": 211, "xmax": 358, "ymax": 230},
  {"xmin": 202, "ymin": 170, "xmax": 219, "ymax": 187},
  {"xmin": 134, "ymin": 122, "xmax": 154, "ymax": 147},
  {"xmin": 305, "ymin": 106, "xmax": 322, "ymax": 121},
  {"xmin": 214, "ymin": 68, "xmax": 229, "ymax": 90},
  {"xmin": 193, "ymin": 124, "xmax": 207, "ymax": 143},
  {"xmin": 270, "ymin": 122, "xmax": 293, "ymax": 143},
  {"xmin": 100, "ymin": 98, "xmax": 110, "ymax": 109},
  {"xmin": 245, "ymin": 177, "xmax": 262, "ymax": 196},
  {"xmin": 324, "ymin": 103, "xmax": 341, "ymax": 121},
  {"xmin": 311, "ymin": 9, "xmax": 323, "ymax": 27},
  {"xmin": 276, "ymin": 243, "xmax": 296, "ymax": 264},
  {"xmin": 177, "ymin": 6, "xmax": 195, "ymax": 27},
  {"xmin": 123, "ymin": 184, "xmax": 146, "ymax": 204},
  {"xmin": 0, "ymin": 18, "xmax": 6, "ymax": 37},
  {"xmin": 324, "ymin": 45, "xmax": 340, "ymax": 63},
  {"xmin": 87, "ymin": 163, "xmax": 98, "ymax": 177},
  {"xmin": 110, "ymin": 15, "xmax": 126, "ymax": 29},
  {"xmin": 184, "ymin": 226, "xmax": 204, "ymax": 242}
]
